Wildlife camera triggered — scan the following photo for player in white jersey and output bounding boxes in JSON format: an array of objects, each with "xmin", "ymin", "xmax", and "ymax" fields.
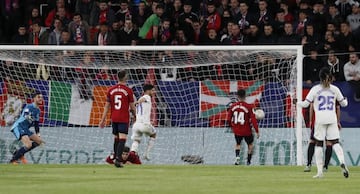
[
  {"xmin": 298, "ymin": 67, "xmax": 349, "ymax": 178},
  {"xmin": 131, "ymin": 84, "xmax": 156, "ymax": 160}
]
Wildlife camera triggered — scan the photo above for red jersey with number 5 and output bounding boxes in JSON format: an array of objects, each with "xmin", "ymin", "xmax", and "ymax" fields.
[
  {"xmin": 227, "ymin": 101, "xmax": 259, "ymax": 136},
  {"xmin": 107, "ymin": 83, "xmax": 134, "ymax": 123}
]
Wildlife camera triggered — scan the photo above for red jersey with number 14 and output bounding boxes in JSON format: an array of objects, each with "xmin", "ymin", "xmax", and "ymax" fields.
[
  {"xmin": 227, "ymin": 101, "xmax": 259, "ymax": 136},
  {"xmin": 106, "ymin": 83, "xmax": 134, "ymax": 123}
]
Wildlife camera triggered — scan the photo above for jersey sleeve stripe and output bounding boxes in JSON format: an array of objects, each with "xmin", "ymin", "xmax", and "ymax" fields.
[{"xmin": 305, "ymin": 99, "xmax": 312, "ymax": 103}]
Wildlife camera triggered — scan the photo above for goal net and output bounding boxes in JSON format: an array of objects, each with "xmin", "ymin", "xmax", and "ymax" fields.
[{"xmin": 0, "ymin": 45, "xmax": 306, "ymax": 165}]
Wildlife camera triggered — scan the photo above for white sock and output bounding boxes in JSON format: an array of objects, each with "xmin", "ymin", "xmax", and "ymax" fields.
[
  {"xmin": 145, "ymin": 137, "xmax": 156, "ymax": 156},
  {"xmin": 314, "ymin": 146, "xmax": 324, "ymax": 175},
  {"xmin": 333, "ymin": 143, "xmax": 345, "ymax": 164},
  {"xmin": 131, "ymin": 141, "xmax": 139, "ymax": 153}
]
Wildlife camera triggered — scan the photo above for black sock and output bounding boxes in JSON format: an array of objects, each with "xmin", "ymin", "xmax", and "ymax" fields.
[
  {"xmin": 27, "ymin": 142, "xmax": 39, "ymax": 152},
  {"xmin": 116, "ymin": 139, "xmax": 126, "ymax": 160},
  {"xmin": 11, "ymin": 147, "xmax": 28, "ymax": 161},
  {"xmin": 247, "ymin": 153, "xmax": 252, "ymax": 163},
  {"xmin": 324, "ymin": 145, "xmax": 332, "ymax": 168},
  {"xmin": 307, "ymin": 143, "xmax": 315, "ymax": 166},
  {"xmin": 114, "ymin": 137, "xmax": 120, "ymax": 156},
  {"xmin": 235, "ymin": 149, "xmax": 240, "ymax": 157}
]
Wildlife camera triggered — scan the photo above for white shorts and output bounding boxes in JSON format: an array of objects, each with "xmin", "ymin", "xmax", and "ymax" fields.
[
  {"xmin": 131, "ymin": 122, "xmax": 156, "ymax": 141},
  {"xmin": 314, "ymin": 123, "xmax": 340, "ymax": 141}
]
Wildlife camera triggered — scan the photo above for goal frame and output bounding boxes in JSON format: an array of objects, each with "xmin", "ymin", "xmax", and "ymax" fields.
[{"xmin": 0, "ymin": 45, "xmax": 304, "ymax": 165}]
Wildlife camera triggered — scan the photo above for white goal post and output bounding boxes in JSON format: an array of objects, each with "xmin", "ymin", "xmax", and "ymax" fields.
[{"xmin": 0, "ymin": 45, "xmax": 305, "ymax": 165}]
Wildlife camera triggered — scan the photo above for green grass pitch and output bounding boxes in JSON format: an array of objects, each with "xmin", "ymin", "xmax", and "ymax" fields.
[{"xmin": 0, "ymin": 165, "xmax": 359, "ymax": 194}]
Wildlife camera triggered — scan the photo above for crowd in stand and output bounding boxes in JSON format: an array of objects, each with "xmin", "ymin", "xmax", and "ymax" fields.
[
  {"xmin": 0, "ymin": 0, "xmax": 360, "ymax": 99},
  {"xmin": 0, "ymin": 0, "xmax": 359, "ymax": 47}
]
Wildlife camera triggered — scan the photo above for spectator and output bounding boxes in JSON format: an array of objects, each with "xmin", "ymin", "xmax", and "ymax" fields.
[
  {"xmin": 158, "ymin": 18, "xmax": 172, "ymax": 45},
  {"xmin": 258, "ymin": 24, "xmax": 277, "ymax": 45},
  {"xmin": 202, "ymin": 0, "xmax": 221, "ymax": 33},
  {"xmin": 273, "ymin": 8, "xmax": 286, "ymax": 35},
  {"xmin": 59, "ymin": 30, "xmax": 74, "ymax": 45},
  {"xmin": 48, "ymin": 18, "xmax": 64, "ymax": 45},
  {"xmin": 192, "ymin": 20, "xmax": 206, "ymax": 45},
  {"xmin": 220, "ymin": 20, "xmax": 234, "ymax": 43},
  {"xmin": 178, "ymin": 0, "xmax": 199, "ymax": 44},
  {"xmin": 28, "ymin": 21, "xmax": 49, "ymax": 45},
  {"xmin": 326, "ymin": 50, "xmax": 345, "ymax": 81},
  {"xmin": 337, "ymin": 21, "xmax": 354, "ymax": 53},
  {"xmin": 138, "ymin": 3, "xmax": 164, "ymax": 45},
  {"xmin": 303, "ymin": 48, "xmax": 325, "ymax": 84},
  {"xmin": 11, "ymin": 25, "xmax": 28, "ymax": 45},
  {"xmin": 229, "ymin": 0, "xmax": 240, "ymax": 18},
  {"xmin": 45, "ymin": 0, "xmax": 72, "ymax": 28},
  {"xmin": 75, "ymin": 0, "xmax": 96, "ymax": 23},
  {"xmin": 277, "ymin": 22, "xmax": 301, "ymax": 45},
  {"xmin": 166, "ymin": 0, "xmax": 182, "ymax": 30},
  {"xmin": 301, "ymin": 23, "xmax": 323, "ymax": 50},
  {"xmin": 89, "ymin": 0, "xmax": 115, "ymax": 28},
  {"xmin": 346, "ymin": 3, "xmax": 360, "ymax": 35},
  {"xmin": 1, "ymin": 0, "xmax": 23, "ymax": 42},
  {"xmin": 343, "ymin": 52, "xmax": 360, "ymax": 101},
  {"xmin": 111, "ymin": 19, "xmax": 121, "ymax": 37},
  {"xmin": 223, "ymin": 23, "xmax": 243, "ymax": 45},
  {"xmin": 94, "ymin": 22, "xmax": 117, "ymax": 45},
  {"xmin": 322, "ymin": 30, "xmax": 340, "ymax": 53},
  {"xmin": 26, "ymin": 7, "xmax": 43, "ymax": 32},
  {"xmin": 68, "ymin": 13, "xmax": 90, "ymax": 45},
  {"xmin": 115, "ymin": 0, "xmax": 132, "ymax": 27},
  {"xmin": 171, "ymin": 29, "xmax": 188, "ymax": 45},
  {"xmin": 236, "ymin": 1, "xmax": 255, "ymax": 35},
  {"xmin": 217, "ymin": 0, "xmax": 230, "ymax": 16},
  {"xmin": 132, "ymin": 1, "xmax": 150, "ymax": 29},
  {"xmin": 220, "ymin": 9, "xmax": 232, "ymax": 36},
  {"xmin": 295, "ymin": 9, "xmax": 309, "ymax": 36},
  {"xmin": 244, "ymin": 23, "xmax": 260, "ymax": 45},
  {"xmin": 201, "ymin": 28, "xmax": 220, "ymax": 45},
  {"xmin": 118, "ymin": 17, "xmax": 138, "ymax": 45},
  {"xmin": 310, "ymin": 1, "xmax": 327, "ymax": 35},
  {"xmin": 279, "ymin": 0, "xmax": 294, "ymax": 23},
  {"xmin": 326, "ymin": 22, "xmax": 340, "ymax": 37},
  {"xmin": 336, "ymin": 0, "xmax": 355, "ymax": 20},
  {"xmin": 256, "ymin": 0, "xmax": 273, "ymax": 31},
  {"xmin": 326, "ymin": 3, "xmax": 343, "ymax": 28}
]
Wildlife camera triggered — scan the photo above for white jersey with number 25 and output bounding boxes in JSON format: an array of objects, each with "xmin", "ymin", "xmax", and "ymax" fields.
[{"xmin": 300, "ymin": 84, "xmax": 347, "ymax": 124}]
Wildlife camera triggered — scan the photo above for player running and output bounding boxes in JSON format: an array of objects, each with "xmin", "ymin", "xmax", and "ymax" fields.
[
  {"xmin": 130, "ymin": 84, "xmax": 157, "ymax": 160},
  {"xmin": 227, "ymin": 89, "xmax": 260, "ymax": 165},
  {"xmin": 9, "ymin": 91, "xmax": 45, "ymax": 164},
  {"xmin": 298, "ymin": 67, "xmax": 349, "ymax": 178},
  {"xmin": 100, "ymin": 70, "xmax": 136, "ymax": 168}
]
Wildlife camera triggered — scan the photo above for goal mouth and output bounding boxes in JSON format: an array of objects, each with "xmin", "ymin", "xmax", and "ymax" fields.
[{"xmin": 0, "ymin": 45, "xmax": 305, "ymax": 165}]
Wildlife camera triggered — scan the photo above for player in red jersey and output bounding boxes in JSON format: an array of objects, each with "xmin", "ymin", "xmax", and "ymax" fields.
[
  {"xmin": 227, "ymin": 89, "xmax": 260, "ymax": 165},
  {"xmin": 99, "ymin": 70, "xmax": 136, "ymax": 168},
  {"xmin": 119, "ymin": 146, "xmax": 142, "ymax": 165}
]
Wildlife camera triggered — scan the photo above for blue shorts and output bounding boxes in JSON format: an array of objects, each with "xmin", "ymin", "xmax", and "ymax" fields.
[
  {"xmin": 112, "ymin": 123, "xmax": 129, "ymax": 135},
  {"xmin": 11, "ymin": 126, "xmax": 34, "ymax": 140}
]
